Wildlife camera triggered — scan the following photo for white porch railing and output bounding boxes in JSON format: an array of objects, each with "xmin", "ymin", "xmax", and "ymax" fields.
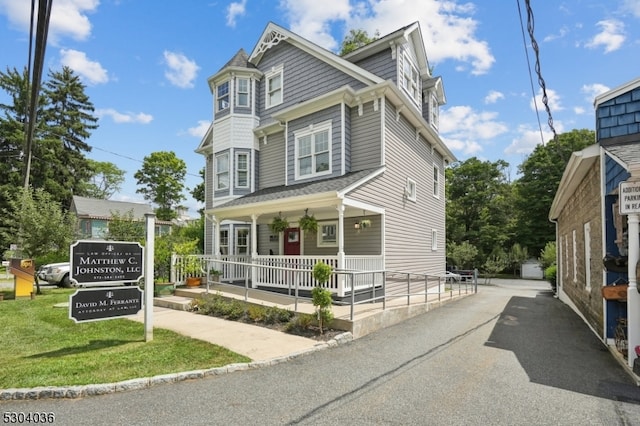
[{"xmin": 173, "ymin": 254, "xmax": 384, "ymax": 297}]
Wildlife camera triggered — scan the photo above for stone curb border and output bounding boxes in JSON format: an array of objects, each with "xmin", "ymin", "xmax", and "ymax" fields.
[{"xmin": 0, "ymin": 332, "xmax": 353, "ymax": 401}]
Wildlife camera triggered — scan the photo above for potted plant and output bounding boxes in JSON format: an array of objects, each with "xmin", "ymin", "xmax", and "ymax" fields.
[
  {"xmin": 208, "ymin": 267, "xmax": 223, "ymax": 283},
  {"xmin": 299, "ymin": 210, "xmax": 318, "ymax": 234},
  {"xmin": 174, "ymin": 240, "xmax": 203, "ymax": 287},
  {"xmin": 270, "ymin": 214, "xmax": 289, "ymax": 234},
  {"xmin": 359, "ymin": 219, "xmax": 371, "ymax": 229}
]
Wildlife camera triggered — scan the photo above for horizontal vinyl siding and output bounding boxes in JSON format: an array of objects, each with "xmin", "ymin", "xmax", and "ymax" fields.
[
  {"xmin": 257, "ymin": 41, "xmax": 367, "ymax": 121},
  {"xmin": 259, "ymin": 131, "xmax": 286, "ymax": 189},
  {"xmin": 349, "ymin": 99, "xmax": 446, "ymax": 275},
  {"xmin": 300, "ymin": 217, "xmax": 382, "ymax": 256},
  {"xmin": 352, "ymin": 48, "xmax": 397, "ymax": 83},
  {"xmin": 350, "ymin": 101, "xmax": 382, "ymax": 171}
]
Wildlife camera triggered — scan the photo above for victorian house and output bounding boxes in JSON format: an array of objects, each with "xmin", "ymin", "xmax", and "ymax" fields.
[{"xmin": 195, "ymin": 22, "xmax": 455, "ymax": 298}]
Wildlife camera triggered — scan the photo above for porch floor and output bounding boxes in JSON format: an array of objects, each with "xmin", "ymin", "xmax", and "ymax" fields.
[{"xmin": 155, "ymin": 282, "xmax": 475, "ymax": 339}]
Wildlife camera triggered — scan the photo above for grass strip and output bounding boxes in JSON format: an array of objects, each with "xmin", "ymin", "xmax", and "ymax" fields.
[{"xmin": 0, "ymin": 288, "xmax": 250, "ymax": 388}]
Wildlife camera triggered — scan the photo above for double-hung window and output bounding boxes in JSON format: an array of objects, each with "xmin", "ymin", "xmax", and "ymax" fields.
[
  {"xmin": 430, "ymin": 93, "xmax": 439, "ymax": 129},
  {"xmin": 265, "ymin": 66, "xmax": 283, "ymax": 108},
  {"xmin": 295, "ymin": 122, "xmax": 331, "ymax": 179},
  {"xmin": 433, "ymin": 164, "xmax": 440, "ymax": 198},
  {"xmin": 219, "ymin": 229, "xmax": 229, "ymax": 255},
  {"xmin": 402, "ymin": 54, "xmax": 420, "ymax": 104},
  {"xmin": 236, "ymin": 228, "xmax": 249, "ymax": 255},
  {"xmin": 236, "ymin": 152, "xmax": 249, "ymax": 188},
  {"xmin": 317, "ymin": 222, "xmax": 338, "ymax": 247},
  {"xmin": 215, "ymin": 152, "xmax": 229, "ymax": 190},
  {"xmin": 217, "ymin": 81, "xmax": 229, "ymax": 111},
  {"xmin": 236, "ymin": 78, "xmax": 249, "ymax": 107}
]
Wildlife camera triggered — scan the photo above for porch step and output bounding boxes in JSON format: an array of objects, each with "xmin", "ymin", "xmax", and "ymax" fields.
[{"xmin": 153, "ymin": 295, "xmax": 193, "ymax": 311}]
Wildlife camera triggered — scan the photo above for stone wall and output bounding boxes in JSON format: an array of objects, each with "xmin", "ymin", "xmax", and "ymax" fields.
[{"xmin": 557, "ymin": 160, "xmax": 604, "ymax": 334}]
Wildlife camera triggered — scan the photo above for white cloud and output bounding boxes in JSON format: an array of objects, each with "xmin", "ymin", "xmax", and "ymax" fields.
[
  {"xmin": 279, "ymin": 0, "xmax": 351, "ymax": 51},
  {"xmin": 187, "ymin": 120, "xmax": 211, "ymax": 138},
  {"xmin": 97, "ymin": 108, "xmax": 153, "ymax": 124},
  {"xmin": 574, "ymin": 106, "xmax": 586, "ymax": 115},
  {"xmin": 530, "ymin": 88, "xmax": 563, "ymax": 113},
  {"xmin": 279, "ymin": 0, "xmax": 494, "ymax": 75},
  {"xmin": 585, "ymin": 19, "xmax": 625, "ymax": 53},
  {"xmin": 621, "ymin": 0, "xmax": 640, "ymax": 18},
  {"xmin": 439, "ymin": 105, "xmax": 508, "ymax": 155},
  {"xmin": 163, "ymin": 51, "xmax": 200, "ymax": 88},
  {"xmin": 226, "ymin": 0, "xmax": 247, "ymax": 28},
  {"xmin": 0, "ymin": 0, "xmax": 99, "ymax": 44},
  {"xmin": 484, "ymin": 90, "xmax": 504, "ymax": 104},
  {"xmin": 505, "ymin": 125, "xmax": 555, "ymax": 156},
  {"xmin": 543, "ymin": 26, "xmax": 568, "ymax": 42},
  {"xmin": 581, "ymin": 83, "xmax": 610, "ymax": 103},
  {"xmin": 59, "ymin": 49, "xmax": 108, "ymax": 85}
]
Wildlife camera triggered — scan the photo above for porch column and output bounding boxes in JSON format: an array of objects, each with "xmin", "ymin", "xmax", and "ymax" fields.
[
  {"xmin": 626, "ymin": 213, "xmax": 639, "ymax": 368},
  {"xmin": 337, "ymin": 204, "xmax": 345, "ymax": 270},
  {"xmin": 211, "ymin": 215, "xmax": 220, "ymax": 257},
  {"xmin": 251, "ymin": 214, "xmax": 259, "ymax": 288}
]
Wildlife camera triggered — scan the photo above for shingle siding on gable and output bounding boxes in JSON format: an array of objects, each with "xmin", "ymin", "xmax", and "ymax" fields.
[
  {"xmin": 259, "ymin": 131, "xmax": 286, "ymax": 189},
  {"xmin": 286, "ymin": 105, "xmax": 343, "ymax": 184},
  {"xmin": 256, "ymin": 41, "xmax": 367, "ymax": 122},
  {"xmin": 597, "ymin": 87, "xmax": 640, "ymax": 142},
  {"xmin": 351, "ymin": 48, "xmax": 397, "ymax": 83},
  {"xmin": 350, "ymin": 101, "xmax": 382, "ymax": 171}
]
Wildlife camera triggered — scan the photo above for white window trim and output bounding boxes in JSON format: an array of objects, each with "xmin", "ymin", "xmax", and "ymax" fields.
[
  {"xmin": 402, "ymin": 53, "xmax": 420, "ymax": 105},
  {"xmin": 317, "ymin": 221, "xmax": 338, "ymax": 247},
  {"xmin": 235, "ymin": 152, "xmax": 249, "ymax": 189},
  {"xmin": 235, "ymin": 227, "xmax": 250, "ymax": 255},
  {"xmin": 236, "ymin": 77, "xmax": 249, "ymax": 107},
  {"xmin": 215, "ymin": 152, "xmax": 229, "ymax": 190},
  {"xmin": 219, "ymin": 229, "xmax": 229, "ymax": 255},
  {"xmin": 572, "ymin": 229, "xmax": 577, "ymax": 283},
  {"xmin": 294, "ymin": 121, "xmax": 332, "ymax": 180},
  {"xmin": 431, "ymin": 229, "xmax": 438, "ymax": 251},
  {"xmin": 265, "ymin": 65, "xmax": 283, "ymax": 109},
  {"xmin": 430, "ymin": 93, "xmax": 439, "ymax": 130},
  {"xmin": 405, "ymin": 178, "xmax": 417, "ymax": 202},
  {"xmin": 433, "ymin": 164, "xmax": 440, "ymax": 199},
  {"xmin": 216, "ymin": 81, "xmax": 230, "ymax": 112}
]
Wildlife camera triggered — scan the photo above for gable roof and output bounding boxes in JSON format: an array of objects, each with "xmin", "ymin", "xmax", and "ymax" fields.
[
  {"xmin": 71, "ymin": 196, "xmax": 154, "ymax": 220},
  {"xmin": 248, "ymin": 22, "xmax": 384, "ymax": 87},
  {"xmin": 605, "ymin": 143, "xmax": 640, "ymax": 175},
  {"xmin": 594, "ymin": 76, "xmax": 640, "ymax": 107}
]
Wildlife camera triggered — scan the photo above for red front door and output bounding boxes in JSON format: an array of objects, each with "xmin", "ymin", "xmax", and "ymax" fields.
[{"xmin": 283, "ymin": 228, "xmax": 300, "ymax": 255}]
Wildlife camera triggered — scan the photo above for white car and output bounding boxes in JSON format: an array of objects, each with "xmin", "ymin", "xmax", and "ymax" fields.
[
  {"xmin": 42, "ymin": 262, "xmax": 71, "ymax": 287},
  {"xmin": 444, "ymin": 271, "xmax": 461, "ymax": 283}
]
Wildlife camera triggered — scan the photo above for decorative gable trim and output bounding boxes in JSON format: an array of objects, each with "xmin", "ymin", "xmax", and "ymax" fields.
[{"xmin": 252, "ymin": 28, "xmax": 289, "ymax": 62}]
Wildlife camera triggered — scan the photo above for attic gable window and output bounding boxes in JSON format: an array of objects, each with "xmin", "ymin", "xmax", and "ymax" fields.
[
  {"xmin": 217, "ymin": 81, "xmax": 230, "ymax": 111},
  {"xmin": 430, "ymin": 93, "xmax": 439, "ymax": 129},
  {"xmin": 402, "ymin": 54, "xmax": 420, "ymax": 104},
  {"xmin": 295, "ymin": 121, "xmax": 332, "ymax": 179},
  {"xmin": 265, "ymin": 66, "xmax": 283, "ymax": 108}
]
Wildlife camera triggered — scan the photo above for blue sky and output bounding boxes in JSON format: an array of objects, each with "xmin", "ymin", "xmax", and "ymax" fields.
[{"xmin": 1, "ymin": 0, "xmax": 639, "ymax": 216}]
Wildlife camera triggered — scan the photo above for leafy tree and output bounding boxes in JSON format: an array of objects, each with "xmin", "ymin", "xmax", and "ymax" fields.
[
  {"xmin": 191, "ymin": 168, "xmax": 205, "ymax": 204},
  {"xmin": 78, "ymin": 159, "xmax": 126, "ymax": 199},
  {"xmin": 514, "ymin": 129, "xmax": 594, "ymax": 254},
  {"xmin": 483, "ymin": 249, "xmax": 508, "ymax": 283},
  {"xmin": 339, "ymin": 29, "xmax": 380, "ymax": 55},
  {"xmin": 539, "ymin": 241, "xmax": 556, "ymax": 271},
  {"xmin": 134, "ymin": 151, "xmax": 187, "ymax": 221},
  {"xmin": 507, "ymin": 243, "xmax": 529, "ymax": 277},
  {"xmin": 446, "ymin": 157, "xmax": 514, "ymax": 260},
  {"xmin": 0, "ymin": 187, "xmax": 76, "ymax": 294},
  {"xmin": 447, "ymin": 241, "xmax": 479, "ymax": 270},
  {"xmin": 107, "ymin": 210, "xmax": 146, "ymax": 242}
]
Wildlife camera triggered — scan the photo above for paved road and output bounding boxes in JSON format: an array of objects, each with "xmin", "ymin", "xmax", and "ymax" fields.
[{"xmin": 3, "ymin": 279, "xmax": 640, "ymax": 425}]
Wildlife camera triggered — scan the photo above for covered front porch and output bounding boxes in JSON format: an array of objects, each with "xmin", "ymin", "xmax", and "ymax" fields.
[{"xmin": 201, "ymin": 169, "xmax": 388, "ymax": 297}]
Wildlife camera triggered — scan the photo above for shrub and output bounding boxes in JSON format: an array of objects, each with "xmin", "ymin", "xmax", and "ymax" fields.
[
  {"xmin": 545, "ymin": 264, "xmax": 557, "ymax": 293},
  {"xmin": 263, "ymin": 305, "xmax": 293, "ymax": 324},
  {"xmin": 284, "ymin": 313, "xmax": 314, "ymax": 333},
  {"xmin": 247, "ymin": 305, "xmax": 266, "ymax": 322}
]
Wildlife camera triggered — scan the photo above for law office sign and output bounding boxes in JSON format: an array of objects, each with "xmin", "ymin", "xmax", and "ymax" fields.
[
  {"xmin": 69, "ymin": 286, "xmax": 143, "ymax": 323},
  {"xmin": 619, "ymin": 181, "xmax": 640, "ymax": 215},
  {"xmin": 70, "ymin": 240, "xmax": 144, "ymax": 286}
]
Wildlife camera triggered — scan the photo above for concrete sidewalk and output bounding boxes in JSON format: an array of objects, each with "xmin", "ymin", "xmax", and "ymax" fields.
[{"xmin": 130, "ymin": 306, "xmax": 333, "ymax": 362}]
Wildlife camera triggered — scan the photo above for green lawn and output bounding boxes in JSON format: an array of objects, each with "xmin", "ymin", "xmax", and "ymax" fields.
[{"xmin": 0, "ymin": 287, "xmax": 250, "ymax": 388}]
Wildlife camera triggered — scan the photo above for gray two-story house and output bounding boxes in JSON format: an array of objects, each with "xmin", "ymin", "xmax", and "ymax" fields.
[{"xmin": 196, "ymin": 22, "xmax": 455, "ymax": 297}]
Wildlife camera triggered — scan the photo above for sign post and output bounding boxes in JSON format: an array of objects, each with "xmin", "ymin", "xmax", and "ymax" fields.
[{"xmin": 144, "ymin": 213, "xmax": 155, "ymax": 342}]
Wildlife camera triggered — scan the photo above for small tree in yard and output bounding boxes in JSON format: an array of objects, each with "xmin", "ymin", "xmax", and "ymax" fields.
[{"xmin": 312, "ymin": 262, "xmax": 334, "ymax": 334}]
